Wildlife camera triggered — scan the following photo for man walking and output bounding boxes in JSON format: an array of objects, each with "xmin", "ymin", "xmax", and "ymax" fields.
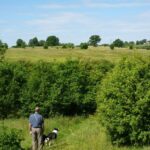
[{"xmin": 29, "ymin": 107, "xmax": 44, "ymax": 150}]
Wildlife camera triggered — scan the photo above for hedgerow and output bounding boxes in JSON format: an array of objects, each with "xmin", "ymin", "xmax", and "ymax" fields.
[
  {"xmin": 0, "ymin": 59, "xmax": 113, "ymax": 118},
  {"xmin": 97, "ymin": 57, "xmax": 150, "ymax": 145}
]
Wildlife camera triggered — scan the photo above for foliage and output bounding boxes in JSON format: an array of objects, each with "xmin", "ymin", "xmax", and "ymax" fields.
[
  {"xmin": 89, "ymin": 35, "xmax": 101, "ymax": 47},
  {"xmin": 16, "ymin": 39, "xmax": 26, "ymax": 48},
  {"xmin": 136, "ymin": 39, "xmax": 147, "ymax": 45},
  {"xmin": 0, "ymin": 60, "xmax": 113, "ymax": 118},
  {"xmin": 110, "ymin": 44, "xmax": 114, "ymax": 50},
  {"xmin": 28, "ymin": 37, "xmax": 39, "ymax": 47},
  {"xmin": 0, "ymin": 126, "xmax": 23, "ymax": 150},
  {"xmin": 62, "ymin": 43, "xmax": 74, "ymax": 49},
  {"xmin": 46, "ymin": 35, "xmax": 59, "ymax": 46},
  {"xmin": 112, "ymin": 39, "xmax": 124, "ymax": 48},
  {"xmin": 39, "ymin": 40, "xmax": 46, "ymax": 46},
  {"xmin": 80, "ymin": 43, "xmax": 88, "ymax": 49},
  {"xmin": 136, "ymin": 44, "xmax": 150, "ymax": 50},
  {"xmin": 97, "ymin": 57, "xmax": 150, "ymax": 145},
  {"xmin": 0, "ymin": 40, "xmax": 8, "ymax": 60}
]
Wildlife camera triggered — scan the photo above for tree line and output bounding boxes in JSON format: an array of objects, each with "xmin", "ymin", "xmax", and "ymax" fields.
[{"xmin": 13, "ymin": 35, "xmax": 101, "ymax": 49}]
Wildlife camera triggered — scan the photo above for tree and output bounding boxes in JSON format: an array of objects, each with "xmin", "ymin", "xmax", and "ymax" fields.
[
  {"xmin": 28, "ymin": 37, "xmax": 39, "ymax": 47},
  {"xmin": 46, "ymin": 36, "xmax": 59, "ymax": 46},
  {"xmin": 80, "ymin": 43, "xmax": 88, "ymax": 49},
  {"xmin": 89, "ymin": 35, "xmax": 101, "ymax": 47},
  {"xmin": 16, "ymin": 39, "xmax": 26, "ymax": 48},
  {"xmin": 39, "ymin": 40, "xmax": 46, "ymax": 46},
  {"xmin": 136, "ymin": 39, "xmax": 147, "ymax": 45},
  {"xmin": 112, "ymin": 39, "xmax": 124, "ymax": 47}
]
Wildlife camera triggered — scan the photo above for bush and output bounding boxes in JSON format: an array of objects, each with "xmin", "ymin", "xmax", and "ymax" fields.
[
  {"xmin": 61, "ymin": 43, "xmax": 74, "ymax": 49},
  {"xmin": 80, "ymin": 43, "xmax": 88, "ymax": 49},
  {"xmin": 129, "ymin": 45, "xmax": 133, "ymax": 49},
  {"xmin": 0, "ymin": 59, "xmax": 114, "ymax": 118},
  {"xmin": 0, "ymin": 126, "xmax": 23, "ymax": 150},
  {"xmin": 97, "ymin": 57, "xmax": 150, "ymax": 145},
  {"xmin": 110, "ymin": 44, "xmax": 114, "ymax": 50}
]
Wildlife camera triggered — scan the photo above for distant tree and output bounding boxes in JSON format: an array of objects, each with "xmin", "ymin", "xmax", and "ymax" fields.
[
  {"xmin": 89, "ymin": 35, "xmax": 101, "ymax": 47},
  {"xmin": 16, "ymin": 39, "xmax": 26, "ymax": 48},
  {"xmin": 110, "ymin": 44, "xmax": 114, "ymax": 50},
  {"xmin": 136, "ymin": 39, "xmax": 147, "ymax": 45},
  {"xmin": 28, "ymin": 39, "xmax": 34, "ymax": 47},
  {"xmin": 112, "ymin": 39, "xmax": 124, "ymax": 47},
  {"xmin": 46, "ymin": 36, "xmax": 59, "ymax": 46},
  {"xmin": 39, "ymin": 40, "xmax": 46, "ymax": 46},
  {"xmin": 28, "ymin": 37, "xmax": 39, "ymax": 47},
  {"xmin": 80, "ymin": 43, "xmax": 88, "ymax": 49}
]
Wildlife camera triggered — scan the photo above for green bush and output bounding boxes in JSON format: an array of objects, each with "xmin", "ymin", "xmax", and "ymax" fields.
[
  {"xmin": 110, "ymin": 44, "xmax": 114, "ymax": 50},
  {"xmin": 0, "ymin": 59, "xmax": 113, "ymax": 118},
  {"xmin": 0, "ymin": 126, "xmax": 23, "ymax": 150},
  {"xmin": 97, "ymin": 57, "xmax": 150, "ymax": 145},
  {"xmin": 80, "ymin": 43, "xmax": 88, "ymax": 49}
]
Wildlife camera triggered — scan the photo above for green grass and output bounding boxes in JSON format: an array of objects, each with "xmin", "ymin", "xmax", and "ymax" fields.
[
  {"xmin": 0, "ymin": 117, "xmax": 150, "ymax": 150},
  {"xmin": 5, "ymin": 46, "xmax": 150, "ymax": 63}
]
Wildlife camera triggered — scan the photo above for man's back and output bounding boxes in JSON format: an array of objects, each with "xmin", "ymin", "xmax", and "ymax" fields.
[{"xmin": 29, "ymin": 112, "xmax": 44, "ymax": 128}]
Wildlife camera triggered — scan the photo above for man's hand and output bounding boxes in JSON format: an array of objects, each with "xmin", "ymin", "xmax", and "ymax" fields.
[{"xmin": 29, "ymin": 131, "xmax": 32, "ymax": 135}]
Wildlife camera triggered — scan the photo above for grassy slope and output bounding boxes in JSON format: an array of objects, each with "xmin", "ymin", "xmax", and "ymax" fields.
[
  {"xmin": 0, "ymin": 117, "xmax": 149, "ymax": 150},
  {"xmin": 5, "ymin": 46, "xmax": 150, "ymax": 63}
]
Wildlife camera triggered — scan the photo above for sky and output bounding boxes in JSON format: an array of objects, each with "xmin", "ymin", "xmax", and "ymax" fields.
[{"xmin": 0, "ymin": 0, "xmax": 150, "ymax": 46}]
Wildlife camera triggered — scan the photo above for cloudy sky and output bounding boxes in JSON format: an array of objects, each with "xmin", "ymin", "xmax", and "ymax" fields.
[{"xmin": 0, "ymin": 0, "xmax": 150, "ymax": 46}]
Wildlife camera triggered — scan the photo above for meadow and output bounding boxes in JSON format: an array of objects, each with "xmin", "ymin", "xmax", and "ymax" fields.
[
  {"xmin": 5, "ymin": 46, "xmax": 150, "ymax": 63},
  {"xmin": 0, "ymin": 117, "xmax": 150, "ymax": 150}
]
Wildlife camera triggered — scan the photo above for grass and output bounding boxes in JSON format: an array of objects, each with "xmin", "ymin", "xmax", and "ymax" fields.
[
  {"xmin": 0, "ymin": 116, "xmax": 150, "ymax": 150},
  {"xmin": 5, "ymin": 46, "xmax": 150, "ymax": 63}
]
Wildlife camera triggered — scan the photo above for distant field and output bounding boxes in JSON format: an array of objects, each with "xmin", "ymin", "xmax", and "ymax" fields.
[
  {"xmin": 5, "ymin": 46, "xmax": 150, "ymax": 63},
  {"xmin": 1, "ymin": 117, "xmax": 149, "ymax": 150}
]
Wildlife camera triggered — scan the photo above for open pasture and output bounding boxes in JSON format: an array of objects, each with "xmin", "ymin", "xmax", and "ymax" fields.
[{"xmin": 5, "ymin": 46, "xmax": 150, "ymax": 63}]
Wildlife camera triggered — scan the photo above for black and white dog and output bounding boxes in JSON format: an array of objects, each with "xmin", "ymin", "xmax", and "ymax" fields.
[{"xmin": 42, "ymin": 128, "xmax": 59, "ymax": 146}]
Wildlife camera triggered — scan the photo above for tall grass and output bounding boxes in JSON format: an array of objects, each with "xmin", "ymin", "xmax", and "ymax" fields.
[
  {"xmin": 0, "ymin": 117, "xmax": 149, "ymax": 150},
  {"xmin": 5, "ymin": 46, "xmax": 150, "ymax": 63}
]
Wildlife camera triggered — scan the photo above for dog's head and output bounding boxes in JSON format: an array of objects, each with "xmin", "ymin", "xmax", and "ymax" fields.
[{"xmin": 53, "ymin": 128, "xmax": 59, "ymax": 134}]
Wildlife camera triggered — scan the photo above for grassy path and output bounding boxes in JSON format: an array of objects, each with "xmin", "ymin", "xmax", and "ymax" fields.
[{"xmin": 1, "ymin": 116, "xmax": 150, "ymax": 150}]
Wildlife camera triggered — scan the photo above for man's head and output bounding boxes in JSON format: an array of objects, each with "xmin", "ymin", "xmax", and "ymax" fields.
[{"xmin": 35, "ymin": 107, "xmax": 40, "ymax": 112}]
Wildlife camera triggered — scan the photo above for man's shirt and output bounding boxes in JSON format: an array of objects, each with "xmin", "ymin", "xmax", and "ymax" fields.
[{"xmin": 29, "ymin": 112, "xmax": 44, "ymax": 128}]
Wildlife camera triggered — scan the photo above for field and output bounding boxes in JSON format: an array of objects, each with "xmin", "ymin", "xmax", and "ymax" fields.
[
  {"xmin": 5, "ymin": 46, "xmax": 150, "ymax": 63},
  {"xmin": 1, "ymin": 46, "xmax": 150, "ymax": 150},
  {"xmin": 1, "ymin": 117, "xmax": 150, "ymax": 150}
]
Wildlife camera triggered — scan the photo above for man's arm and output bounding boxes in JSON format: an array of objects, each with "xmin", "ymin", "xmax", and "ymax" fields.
[{"xmin": 29, "ymin": 123, "xmax": 32, "ymax": 134}]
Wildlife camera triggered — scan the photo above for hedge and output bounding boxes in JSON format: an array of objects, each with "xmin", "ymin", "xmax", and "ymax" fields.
[
  {"xmin": 97, "ymin": 57, "xmax": 150, "ymax": 145},
  {"xmin": 0, "ymin": 59, "xmax": 113, "ymax": 118}
]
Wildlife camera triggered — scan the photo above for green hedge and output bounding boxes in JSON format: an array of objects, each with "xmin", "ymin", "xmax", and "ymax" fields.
[
  {"xmin": 97, "ymin": 57, "xmax": 150, "ymax": 145},
  {"xmin": 0, "ymin": 59, "xmax": 113, "ymax": 118}
]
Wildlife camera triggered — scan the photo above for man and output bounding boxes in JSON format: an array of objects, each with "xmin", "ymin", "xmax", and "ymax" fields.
[{"xmin": 29, "ymin": 107, "xmax": 44, "ymax": 150}]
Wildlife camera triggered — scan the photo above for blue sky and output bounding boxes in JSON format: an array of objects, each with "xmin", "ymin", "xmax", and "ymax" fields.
[{"xmin": 0, "ymin": 0, "xmax": 150, "ymax": 46}]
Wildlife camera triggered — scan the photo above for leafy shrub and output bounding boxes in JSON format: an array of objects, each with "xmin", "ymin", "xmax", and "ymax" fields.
[
  {"xmin": 62, "ymin": 43, "xmax": 74, "ymax": 49},
  {"xmin": 110, "ymin": 44, "xmax": 114, "ymax": 50},
  {"xmin": 0, "ymin": 126, "xmax": 23, "ymax": 150},
  {"xmin": 80, "ymin": 43, "xmax": 88, "ymax": 49},
  {"xmin": 0, "ymin": 59, "xmax": 113, "ymax": 118},
  {"xmin": 97, "ymin": 57, "xmax": 150, "ymax": 145}
]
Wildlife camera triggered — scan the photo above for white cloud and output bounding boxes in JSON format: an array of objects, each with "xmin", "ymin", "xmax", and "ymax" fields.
[{"xmin": 83, "ymin": 0, "xmax": 150, "ymax": 8}]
